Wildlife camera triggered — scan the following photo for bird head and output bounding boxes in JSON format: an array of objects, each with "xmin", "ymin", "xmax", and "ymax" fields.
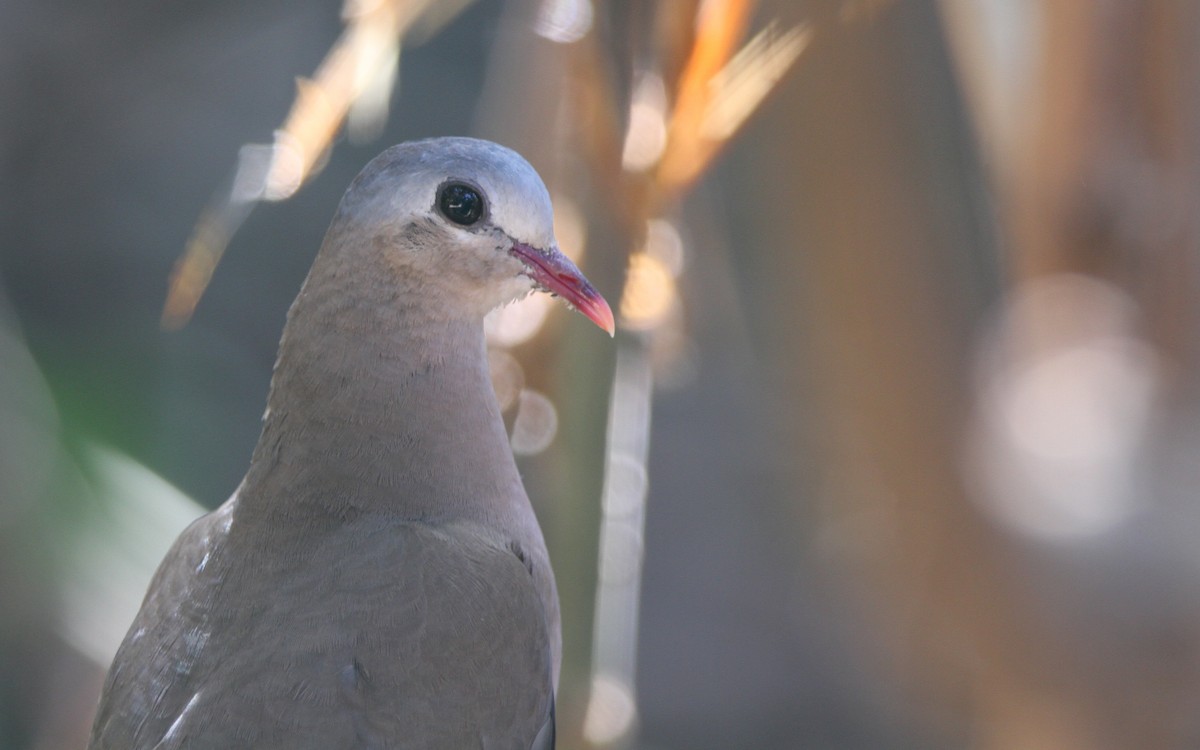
[{"xmin": 331, "ymin": 137, "xmax": 614, "ymax": 336}]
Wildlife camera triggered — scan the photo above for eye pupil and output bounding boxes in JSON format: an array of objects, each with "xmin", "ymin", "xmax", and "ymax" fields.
[{"xmin": 438, "ymin": 183, "xmax": 484, "ymax": 226}]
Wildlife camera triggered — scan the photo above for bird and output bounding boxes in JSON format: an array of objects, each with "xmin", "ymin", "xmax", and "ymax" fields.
[{"xmin": 87, "ymin": 137, "xmax": 614, "ymax": 749}]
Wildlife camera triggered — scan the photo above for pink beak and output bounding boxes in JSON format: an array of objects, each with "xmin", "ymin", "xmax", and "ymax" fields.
[{"xmin": 509, "ymin": 243, "xmax": 615, "ymax": 336}]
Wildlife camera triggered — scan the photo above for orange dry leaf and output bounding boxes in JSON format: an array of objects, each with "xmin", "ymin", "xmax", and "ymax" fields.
[
  {"xmin": 654, "ymin": 0, "xmax": 756, "ymax": 191},
  {"xmin": 656, "ymin": 13, "xmax": 809, "ymax": 194}
]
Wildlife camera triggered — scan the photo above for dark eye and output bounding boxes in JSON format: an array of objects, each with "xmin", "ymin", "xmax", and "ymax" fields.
[{"xmin": 437, "ymin": 182, "xmax": 485, "ymax": 226}]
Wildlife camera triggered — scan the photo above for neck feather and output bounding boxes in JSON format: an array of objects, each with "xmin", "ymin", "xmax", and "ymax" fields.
[{"xmin": 237, "ymin": 244, "xmax": 527, "ymax": 528}]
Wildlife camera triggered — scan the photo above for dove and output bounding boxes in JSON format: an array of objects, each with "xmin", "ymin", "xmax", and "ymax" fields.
[{"xmin": 87, "ymin": 137, "xmax": 614, "ymax": 749}]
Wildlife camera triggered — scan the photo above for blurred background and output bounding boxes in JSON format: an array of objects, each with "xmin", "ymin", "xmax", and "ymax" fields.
[{"xmin": 4, "ymin": 0, "xmax": 1200, "ymax": 748}]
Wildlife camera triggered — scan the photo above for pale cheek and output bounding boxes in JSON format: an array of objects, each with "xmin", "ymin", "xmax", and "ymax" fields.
[{"xmin": 453, "ymin": 251, "xmax": 494, "ymax": 284}]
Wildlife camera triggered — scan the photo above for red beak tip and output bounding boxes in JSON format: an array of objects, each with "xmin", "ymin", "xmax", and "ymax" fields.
[{"xmin": 596, "ymin": 301, "xmax": 616, "ymax": 337}]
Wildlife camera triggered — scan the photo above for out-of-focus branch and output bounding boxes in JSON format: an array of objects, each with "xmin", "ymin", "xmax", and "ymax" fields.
[
  {"xmin": 805, "ymin": 2, "xmax": 1200, "ymax": 748},
  {"xmin": 161, "ymin": 0, "xmax": 472, "ymax": 329},
  {"xmin": 972, "ymin": 5, "xmax": 1200, "ymax": 744},
  {"xmin": 548, "ymin": 2, "xmax": 817, "ymax": 746},
  {"xmin": 1009, "ymin": 2, "xmax": 1200, "ymax": 379}
]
